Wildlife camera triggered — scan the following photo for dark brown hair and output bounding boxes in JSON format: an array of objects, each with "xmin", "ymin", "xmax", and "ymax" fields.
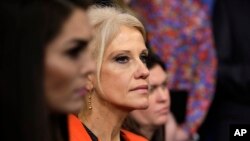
[{"xmin": 0, "ymin": 0, "xmax": 92, "ymax": 141}]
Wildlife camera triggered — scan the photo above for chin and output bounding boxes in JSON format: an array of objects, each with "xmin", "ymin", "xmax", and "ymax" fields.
[
  {"xmin": 135, "ymin": 102, "xmax": 149, "ymax": 110},
  {"xmin": 155, "ymin": 117, "xmax": 168, "ymax": 125},
  {"xmin": 127, "ymin": 97, "xmax": 149, "ymax": 110},
  {"xmin": 125, "ymin": 103, "xmax": 149, "ymax": 111},
  {"xmin": 135, "ymin": 98, "xmax": 149, "ymax": 110},
  {"xmin": 60, "ymin": 102, "xmax": 83, "ymax": 114}
]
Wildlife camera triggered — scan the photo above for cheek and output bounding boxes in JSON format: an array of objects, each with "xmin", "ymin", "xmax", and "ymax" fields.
[
  {"xmin": 47, "ymin": 64, "xmax": 65, "ymax": 89},
  {"xmin": 45, "ymin": 58, "xmax": 75, "ymax": 101},
  {"xmin": 100, "ymin": 67, "xmax": 129, "ymax": 100},
  {"xmin": 80, "ymin": 49, "xmax": 96, "ymax": 76},
  {"xmin": 146, "ymin": 96, "xmax": 157, "ymax": 114}
]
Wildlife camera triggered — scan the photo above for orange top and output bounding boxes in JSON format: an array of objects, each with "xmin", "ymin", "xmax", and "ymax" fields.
[{"xmin": 68, "ymin": 114, "xmax": 148, "ymax": 141}]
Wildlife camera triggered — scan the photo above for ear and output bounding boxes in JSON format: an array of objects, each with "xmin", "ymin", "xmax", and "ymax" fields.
[{"xmin": 85, "ymin": 74, "xmax": 94, "ymax": 91}]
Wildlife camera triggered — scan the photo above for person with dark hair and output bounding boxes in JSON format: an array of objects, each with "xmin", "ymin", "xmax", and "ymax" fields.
[
  {"xmin": 123, "ymin": 52, "xmax": 171, "ymax": 141},
  {"xmin": 0, "ymin": 0, "xmax": 94, "ymax": 141},
  {"xmin": 129, "ymin": 1, "xmax": 217, "ymax": 140},
  {"xmin": 198, "ymin": 0, "xmax": 250, "ymax": 140}
]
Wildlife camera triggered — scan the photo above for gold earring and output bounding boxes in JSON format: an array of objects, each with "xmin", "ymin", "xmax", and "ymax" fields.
[{"xmin": 88, "ymin": 93, "xmax": 92, "ymax": 110}]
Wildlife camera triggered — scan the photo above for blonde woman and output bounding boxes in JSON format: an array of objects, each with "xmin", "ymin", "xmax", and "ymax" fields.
[{"xmin": 69, "ymin": 6, "xmax": 150, "ymax": 141}]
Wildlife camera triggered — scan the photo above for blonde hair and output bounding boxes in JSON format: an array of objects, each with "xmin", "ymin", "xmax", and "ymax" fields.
[{"xmin": 88, "ymin": 6, "xmax": 146, "ymax": 91}]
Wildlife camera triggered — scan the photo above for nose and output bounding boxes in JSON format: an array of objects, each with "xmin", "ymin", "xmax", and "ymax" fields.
[
  {"xmin": 82, "ymin": 59, "xmax": 96, "ymax": 76},
  {"xmin": 80, "ymin": 47, "xmax": 96, "ymax": 78},
  {"xmin": 134, "ymin": 60, "xmax": 149, "ymax": 79}
]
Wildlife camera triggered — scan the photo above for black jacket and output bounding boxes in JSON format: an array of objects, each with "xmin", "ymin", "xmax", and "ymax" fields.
[{"xmin": 213, "ymin": 0, "xmax": 250, "ymax": 105}]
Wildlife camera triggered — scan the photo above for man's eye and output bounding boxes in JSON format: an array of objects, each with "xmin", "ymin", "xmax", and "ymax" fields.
[{"xmin": 114, "ymin": 56, "xmax": 129, "ymax": 64}]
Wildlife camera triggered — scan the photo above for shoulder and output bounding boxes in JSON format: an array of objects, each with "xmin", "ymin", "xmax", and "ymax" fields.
[
  {"xmin": 68, "ymin": 114, "xmax": 92, "ymax": 141},
  {"xmin": 121, "ymin": 129, "xmax": 148, "ymax": 141}
]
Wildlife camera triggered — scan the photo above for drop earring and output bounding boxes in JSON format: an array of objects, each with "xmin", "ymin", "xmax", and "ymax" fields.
[
  {"xmin": 86, "ymin": 74, "xmax": 93, "ymax": 110},
  {"xmin": 88, "ymin": 92, "xmax": 92, "ymax": 110}
]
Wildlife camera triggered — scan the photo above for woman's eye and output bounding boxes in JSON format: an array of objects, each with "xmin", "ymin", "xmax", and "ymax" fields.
[
  {"xmin": 160, "ymin": 81, "xmax": 168, "ymax": 90},
  {"xmin": 140, "ymin": 54, "xmax": 148, "ymax": 64},
  {"xmin": 66, "ymin": 41, "xmax": 88, "ymax": 59},
  {"xmin": 114, "ymin": 56, "xmax": 129, "ymax": 64},
  {"xmin": 149, "ymin": 85, "xmax": 157, "ymax": 93},
  {"xmin": 66, "ymin": 46, "xmax": 82, "ymax": 59}
]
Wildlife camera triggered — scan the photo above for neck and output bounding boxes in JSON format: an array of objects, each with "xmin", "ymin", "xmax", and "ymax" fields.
[
  {"xmin": 139, "ymin": 124, "xmax": 157, "ymax": 140},
  {"xmin": 79, "ymin": 94, "xmax": 128, "ymax": 141}
]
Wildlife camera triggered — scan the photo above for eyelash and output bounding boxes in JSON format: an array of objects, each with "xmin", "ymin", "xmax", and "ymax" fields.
[
  {"xmin": 149, "ymin": 81, "xmax": 168, "ymax": 93},
  {"xmin": 140, "ymin": 53, "xmax": 148, "ymax": 64},
  {"xmin": 114, "ymin": 53, "xmax": 148, "ymax": 64},
  {"xmin": 114, "ymin": 55, "xmax": 130, "ymax": 64},
  {"xmin": 66, "ymin": 44, "xmax": 86, "ymax": 59}
]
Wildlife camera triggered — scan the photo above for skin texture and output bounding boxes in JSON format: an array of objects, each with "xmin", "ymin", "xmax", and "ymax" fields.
[
  {"xmin": 80, "ymin": 26, "xmax": 149, "ymax": 141},
  {"xmin": 45, "ymin": 9, "xmax": 95, "ymax": 114},
  {"xmin": 130, "ymin": 64, "xmax": 170, "ymax": 139},
  {"xmin": 98, "ymin": 26, "xmax": 149, "ymax": 110},
  {"xmin": 131, "ymin": 64, "xmax": 170, "ymax": 126}
]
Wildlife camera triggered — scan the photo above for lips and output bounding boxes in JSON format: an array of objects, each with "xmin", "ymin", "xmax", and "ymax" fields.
[
  {"xmin": 130, "ymin": 85, "xmax": 149, "ymax": 93},
  {"xmin": 157, "ymin": 107, "xmax": 170, "ymax": 115},
  {"xmin": 76, "ymin": 87, "xmax": 87, "ymax": 96}
]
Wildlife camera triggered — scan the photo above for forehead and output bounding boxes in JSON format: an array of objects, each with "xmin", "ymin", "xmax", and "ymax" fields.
[
  {"xmin": 149, "ymin": 65, "xmax": 167, "ymax": 84},
  {"xmin": 59, "ymin": 8, "xmax": 92, "ymax": 41},
  {"xmin": 104, "ymin": 26, "xmax": 146, "ymax": 54}
]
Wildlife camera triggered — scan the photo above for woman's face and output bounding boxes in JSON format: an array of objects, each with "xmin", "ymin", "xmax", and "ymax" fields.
[
  {"xmin": 130, "ymin": 64, "xmax": 170, "ymax": 127},
  {"xmin": 45, "ymin": 9, "xmax": 95, "ymax": 114},
  {"xmin": 97, "ymin": 26, "xmax": 149, "ymax": 111}
]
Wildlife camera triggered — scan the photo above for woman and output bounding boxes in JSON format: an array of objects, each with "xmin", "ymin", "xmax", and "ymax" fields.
[
  {"xmin": 1, "ymin": 0, "xmax": 94, "ymax": 141},
  {"xmin": 123, "ymin": 53, "xmax": 171, "ymax": 141},
  {"xmin": 129, "ymin": 0, "xmax": 217, "ymax": 140},
  {"xmin": 69, "ymin": 6, "xmax": 149, "ymax": 141}
]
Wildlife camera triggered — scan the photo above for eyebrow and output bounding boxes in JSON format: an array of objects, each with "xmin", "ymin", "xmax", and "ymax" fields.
[
  {"xmin": 150, "ymin": 78, "xmax": 168, "ymax": 88},
  {"xmin": 162, "ymin": 80, "xmax": 168, "ymax": 85},
  {"xmin": 71, "ymin": 38, "xmax": 91, "ymax": 45},
  {"xmin": 110, "ymin": 48, "xmax": 148, "ymax": 54},
  {"xmin": 67, "ymin": 38, "xmax": 92, "ymax": 49},
  {"xmin": 109, "ymin": 50, "xmax": 131, "ymax": 57},
  {"xmin": 142, "ymin": 49, "xmax": 148, "ymax": 54}
]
